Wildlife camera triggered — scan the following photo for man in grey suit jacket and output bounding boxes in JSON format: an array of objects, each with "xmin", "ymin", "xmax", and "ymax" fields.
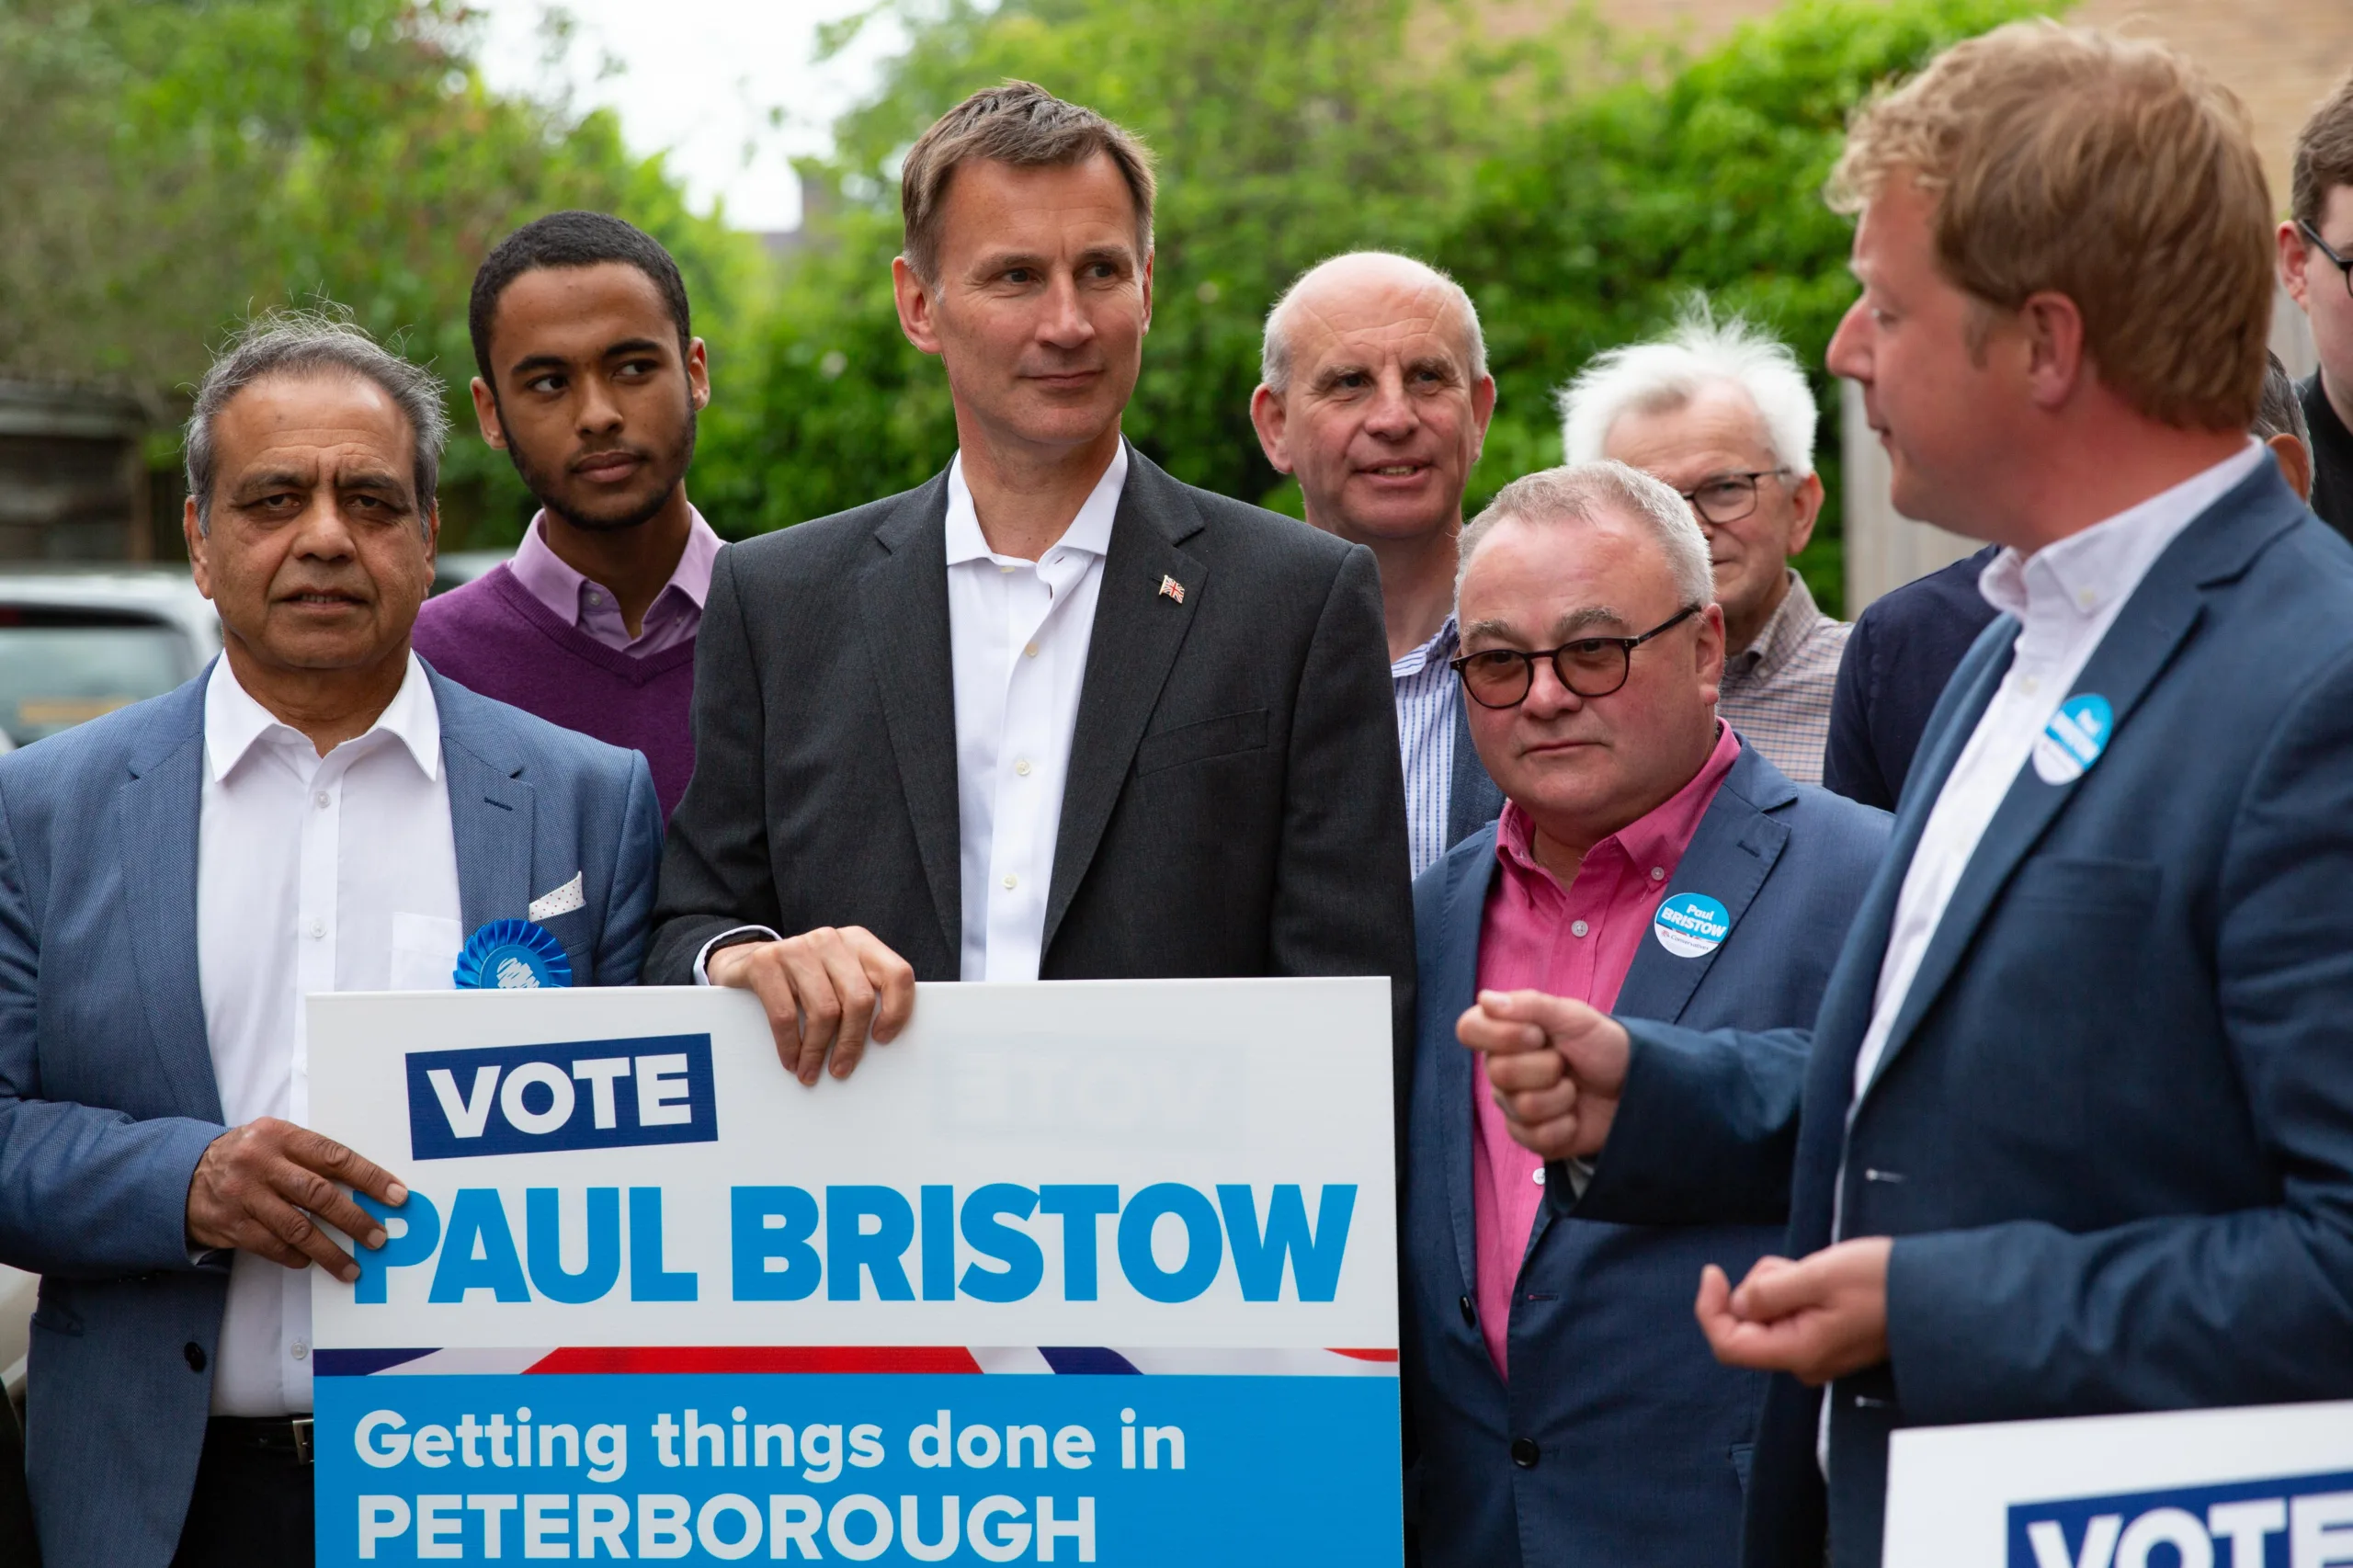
[
  {"xmin": 0, "ymin": 313, "xmax": 661, "ymax": 1567},
  {"xmin": 1252, "ymin": 251, "xmax": 1505, "ymax": 875},
  {"xmin": 646, "ymin": 85, "xmax": 1415, "ymax": 1087}
]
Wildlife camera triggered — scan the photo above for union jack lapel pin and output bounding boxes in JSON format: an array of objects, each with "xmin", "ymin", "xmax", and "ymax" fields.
[{"xmin": 1158, "ymin": 574, "xmax": 1186, "ymax": 605}]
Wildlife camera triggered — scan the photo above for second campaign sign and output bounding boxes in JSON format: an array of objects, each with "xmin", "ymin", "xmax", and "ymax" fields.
[{"xmin": 306, "ymin": 979, "xmax": 1401, "ymax": 1565}]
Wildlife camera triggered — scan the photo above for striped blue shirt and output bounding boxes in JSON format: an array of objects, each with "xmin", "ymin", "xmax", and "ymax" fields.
[{"xmin": 1394, "ymin": 616, "xmax": 1462, "ymax": 878}]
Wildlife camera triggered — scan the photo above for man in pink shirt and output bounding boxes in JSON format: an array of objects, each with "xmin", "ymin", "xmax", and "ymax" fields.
[
  {"xmin": 415, "ymin": 211, "xmax": 717, "ymax": 818},
  {"xmin": 1401, "ymin": 460, "xmax": 1888, "ymax": 1568}
]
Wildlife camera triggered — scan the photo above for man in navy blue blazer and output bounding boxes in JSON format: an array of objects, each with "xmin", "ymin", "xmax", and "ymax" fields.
[
  {"xmin": 0, "ymin": 312, "xmax": 660, "ymax": 1568},
  {"xmin": 1468, "ymin": 26, "xmax": 2353, "ymax": 1568},
  {"xmin": 1404, "ymin": 460, "xmax": 1887, "ymax": 1567}
]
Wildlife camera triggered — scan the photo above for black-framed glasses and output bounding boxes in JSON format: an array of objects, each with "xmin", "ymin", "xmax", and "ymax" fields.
[
  {"xmin": 1449, "ymin": 605, "xmax": 1702, "ymax": 710},
  {"xmin": 2301, "ymin": 221, "xmax": 2353, "ymax": 301},
  {"xmin": 1677, "ymin": 469, "xmax": 1788, "ymax": 526}
]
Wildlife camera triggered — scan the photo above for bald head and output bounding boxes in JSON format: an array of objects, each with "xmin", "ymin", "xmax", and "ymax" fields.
[
  {"xmin": 1250, "ymin": 252, "xmax": 1497, "ymax": 556},
  {"xmin": 1261, "ymin": 252, "xmax": 1486, "ymax": 395}
]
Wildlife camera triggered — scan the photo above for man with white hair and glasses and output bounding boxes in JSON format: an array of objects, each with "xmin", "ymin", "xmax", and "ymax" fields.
[{"xmin": 1562, "ymin": 301, "xmax": 1848, "ymax": 783}]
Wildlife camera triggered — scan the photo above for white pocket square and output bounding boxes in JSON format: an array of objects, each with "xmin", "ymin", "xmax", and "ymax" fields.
[{"xmin": 528, "ymin": 872, "xmax": 585, "ymax": 922}]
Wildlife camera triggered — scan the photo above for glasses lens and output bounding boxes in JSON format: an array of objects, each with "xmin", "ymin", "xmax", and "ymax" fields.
[
  {"xmin": 1552, "ymin": 640, "xmax": 1631, "ymax": 698},
  {"xmin": 1691, "ymin": 477, "xmax": 1759, "ymax": 525},
  {"xmin": 1460, "ymin": 650, "xmax": 1532, "ymax": 708}
]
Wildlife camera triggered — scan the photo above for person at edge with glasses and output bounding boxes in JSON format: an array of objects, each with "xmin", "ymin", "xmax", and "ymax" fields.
[
  {"xmin": 2280, "ymin": 67, "xmax": 2353, "ymax": 538},
  {"xmin": 1560, "ymin": 299, "xmax": 1848, "ymax": 785},
  {"xmin": 1397, "ymin": 459, "xmax": 1889, "ymax": 1568}
]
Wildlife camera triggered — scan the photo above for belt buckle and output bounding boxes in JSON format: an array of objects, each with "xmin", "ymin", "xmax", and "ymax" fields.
[{"xmin": 291, "ymin": 1416, "xmax": 314, "ymax": 1466}]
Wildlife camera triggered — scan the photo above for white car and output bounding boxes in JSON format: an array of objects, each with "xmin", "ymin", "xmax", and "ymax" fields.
[{"xmin": 0, "ymin": 566, "xmax": 222, "ymax": 750}]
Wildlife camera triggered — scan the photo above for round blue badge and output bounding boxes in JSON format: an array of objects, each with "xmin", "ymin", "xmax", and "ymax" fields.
[
  {"xmin": 1653, "ymin": 892, "xmax": 1732, "ymax": 959},
  {"xmin": 2032, "ymin": 693, "xmax": 2113, "ymax": 785},
  {"xmin": 452, "ymin": 919, "xmax": 574, "ymax": 991}
]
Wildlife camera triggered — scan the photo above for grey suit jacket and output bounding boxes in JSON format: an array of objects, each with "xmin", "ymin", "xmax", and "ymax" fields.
[
  {"xmin": 0, "ymin": 661, "xmax": 662, "ymax": 1568},
  {"xmin": 647, "ymin": 447, "xmax": 1418, "ymax": 1075}
]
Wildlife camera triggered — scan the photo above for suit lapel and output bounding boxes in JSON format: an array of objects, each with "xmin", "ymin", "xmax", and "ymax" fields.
[
  {"xmin": 437, "ymin": 698, "xmax": 536, "ymax": 937},
  {"xmin": 1041, "ymin": 451, "xmax": 1206, "ymax": 958},
  {"xmin": 118, "ymin": 681, "xmax": 224, "ymax": 1122},
  {"xmin": 858, "ymin": 475, "xmax": 963, "ymax": 965},
  {"xmin": 1434, "ymin": 834, "xmax": 1498, "ymax": 1301},
  {"xmin": 1614, "ymin": 746, "xmax": 1793, "ymax": 1027}
]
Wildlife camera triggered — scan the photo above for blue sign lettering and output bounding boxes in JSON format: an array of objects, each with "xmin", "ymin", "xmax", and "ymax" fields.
[
  {"xmin": 2008, "ymin": 1468, "xmax": 2353, "ymax": 1568},
  {"xmin": 404, "ymin": 1035, "xmax": 719, "ymax": 1160}
]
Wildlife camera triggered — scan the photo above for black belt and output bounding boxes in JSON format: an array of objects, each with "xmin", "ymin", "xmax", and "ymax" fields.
[{"xmin": 206, "ymin": 1415, "xmax": 314, "ymax": 1465}]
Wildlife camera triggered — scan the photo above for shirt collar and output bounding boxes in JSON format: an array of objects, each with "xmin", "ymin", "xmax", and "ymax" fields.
[
  {"xmin": 1495, "ymin": 721, "xmax": 1742, "ymax": 887},
  {"xmin": 507, "ymin": 505, "xmax": 723, "ymax": 619},
  {"xmin": 1392, "ymin": 614, "xmax": 1459, "ymax": 679},
  {"xmin": 1728, "ymin": 569, "xmax": 1825, "ymax": 676},
  {"xmin": 944, "ymin": 441, "xmax": 1131, "ymax": 568},
  {"xmin": 1978, "ymin": 440, "xmax": 2268, "ymax": 624},
  {"xmin": 204, "ymin": 650, "xmax": 441, "ymax": 782}
]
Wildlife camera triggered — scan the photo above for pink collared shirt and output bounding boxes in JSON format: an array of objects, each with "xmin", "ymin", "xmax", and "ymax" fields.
[
  {"xmin": 506, "ymin": 506, "xmax": 723, "ymax": 656},
  {"xmin": 1470, "ymin": 722, "xmax": 1743, "ymax": 1378}
]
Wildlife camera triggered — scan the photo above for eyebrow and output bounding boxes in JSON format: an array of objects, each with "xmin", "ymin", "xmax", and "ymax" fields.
[
  {"xmin": 1309, "ymin": 361, "xmax": 1372, "ymax": 393},
  {"xmin": 229, "ymin": 469, "xmax": 313, "ymax": 498}
]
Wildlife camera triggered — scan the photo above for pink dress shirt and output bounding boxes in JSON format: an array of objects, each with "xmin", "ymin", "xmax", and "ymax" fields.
[
  {"xmin": 1470, "ymin": 723, "xmax": 1743, "ymax": 1378},
  {"xmin": 506, "ymin": 506, "xmax": 722, "ymax": 657}
]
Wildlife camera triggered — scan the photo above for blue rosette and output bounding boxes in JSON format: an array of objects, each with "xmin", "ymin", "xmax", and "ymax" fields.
[{"xmin": 452, "ymin": 919, "xmax": 574, "ymax": 990}]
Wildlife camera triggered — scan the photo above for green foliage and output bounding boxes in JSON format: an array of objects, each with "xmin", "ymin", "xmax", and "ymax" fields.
[
  {"xmin": 702, "ymin": 0, "xmax": 2052, "ymax": 608},
  {"xmin": 0, "ymin": 0, "xmax": 764, "ymax": 547}
]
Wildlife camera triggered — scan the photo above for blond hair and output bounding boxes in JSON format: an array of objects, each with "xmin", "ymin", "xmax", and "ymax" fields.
[
  {"xmin": 899, "ymin": 81, "xmax": 1156, "ymax": 286},
  {"xmin": 1830, "ymin": 21, "xmax": 2271, "ymax": 433}
]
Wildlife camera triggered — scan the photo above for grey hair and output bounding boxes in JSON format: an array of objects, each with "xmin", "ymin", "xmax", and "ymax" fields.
[
  {"xmin": 1260, "ymin": 251, "xmax": 1488, "ymax": 396},
  {"xmin": 185, "ymin": 307, "xmax": 449, "ymax": 532},
  {"xmin": 2253, "ymin": 349, "xmax": 2311, "ymax": 450},
  {"xmin": 1557, "ymin": 295, "xmax": 1818, "ymax": 477},
  {"xmin": 1457, "ymin": 460, "xmax": 1715, "ymax": 610}
]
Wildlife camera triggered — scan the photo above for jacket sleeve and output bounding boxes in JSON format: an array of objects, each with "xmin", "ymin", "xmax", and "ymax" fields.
[
  {"xmin": 1886, "ymin": 642, "xmax": 2353, "ymax": 1422},
  {"xmin": 1267, "ymin": 543, "xmax": 1418, "ymax": 1108},
  {"xmin": 597, "ymin": 753, "xmax": 664, "ymax": 985},
  {"xmin": 1566, "ymin": 1017, "xmax": 1811, "ymax": 1227},
  {"xmin": 1822, "ymin": 609, "xmax": 1893, "ymax": 811},
  {"xmin": 0, "ymin": 767, "xmax": 222, "ymax": 1279},
  {"xmin": 642, "ymin": 549, "xmax": 785, "ymax": 983}
]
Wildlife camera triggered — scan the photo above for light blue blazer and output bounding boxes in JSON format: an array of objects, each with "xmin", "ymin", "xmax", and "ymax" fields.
[{"xmin": 0, "ymin": 660, "xmax": 661, "ymax": 1568}]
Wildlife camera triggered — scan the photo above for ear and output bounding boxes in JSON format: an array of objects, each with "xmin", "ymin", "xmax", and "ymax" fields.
[
  {"xmin": 1784, "ymin": 470, "xmax": 1826, "ymax": 556},
  {"xmin": 1139, "ymin": 248, "xmax": 1154, "ymax": 335},
  {"xmin": 184, "ymin": 494, "xmax": 213, "ymax": 601},
  {"xmin": 1695, "ymin": 600, "xmax": 1726, "ymax": 705},
  {"xmin": 2268, "ymin": 430, "xmax": 2314, "ymax": 503},
  {"xmin": 686, "ymin": 338, "xmax": 711, "ymax": 411},
  {"xmin": 2017, "ymin": 290, "xmax": 2088, "ymax": 411},
  {"xmin": 893, "ymin": 256, "xmax": 943, "ymax": 356},
  {"xmin": 471, "ymin": 377, "xmax": 506, "ymax": 450},
  {"xmin": 1470, "ymin": 373, "xmax": 1497, "ymax": 460},
  {"xmin": 1249, "ymin": 384, "xmax": 1293, "ymax": 474},
  {"xmin": 2280, "ymin": 220, "xmax": 2314, "ymax": 312}
]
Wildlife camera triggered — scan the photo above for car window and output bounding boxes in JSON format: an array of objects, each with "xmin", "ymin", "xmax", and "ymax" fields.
[{"xmin": 0, "ymin": 610, "xmax": 195, "ymax": 745}]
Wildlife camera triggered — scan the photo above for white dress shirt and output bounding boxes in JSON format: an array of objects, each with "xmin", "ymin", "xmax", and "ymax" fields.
[
  {"xmin": 1819, "ymin": 439, "xmax": 2265, "ymax": 1472},
  {"xmin": 946, "ymin": 443, "xmax": 1127, "ymax": 981},
  {"xmin": 197, "ymin": 652, "xmax": 462, "ymax": 1415},
  {"xmin": 1392, "ymin": 617, "xmax": 1461, "ymax": 879}
]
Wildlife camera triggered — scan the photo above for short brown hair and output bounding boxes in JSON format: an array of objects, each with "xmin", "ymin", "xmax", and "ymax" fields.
[
  {"xmin": 899, "ymin": 81, "xmax": 1156, "ymax": 284},
  {"xmin": 2291, "ymin": 70, "xmax": 2353, "ymax": 230},
  {"xmin": 1830, "ymin": 21, "xmax": 2272, "ymax": 433}
]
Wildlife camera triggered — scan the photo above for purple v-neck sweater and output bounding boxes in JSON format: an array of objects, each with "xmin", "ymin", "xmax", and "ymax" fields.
[{"xmin": 414, "ymin": 564, "xmax": 697, "ymax": 817}]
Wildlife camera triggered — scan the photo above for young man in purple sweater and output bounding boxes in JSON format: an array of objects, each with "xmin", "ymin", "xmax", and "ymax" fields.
[{"xmin": 414, "ymin": 210, "xmax": 718, "ymax": 817}]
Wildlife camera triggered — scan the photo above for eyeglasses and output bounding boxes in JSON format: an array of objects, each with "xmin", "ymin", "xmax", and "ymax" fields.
[
  {"xmin": 2302, "ymin": 221, "xmax": 2353, "ymax": 301},
  {"xmin": 1676, "ymin": 470, "xmax": 1788, "ymax": 526},
  {"xmin": 1449, "ymin": 606, "xmax": 1702, "ymax": 710}
]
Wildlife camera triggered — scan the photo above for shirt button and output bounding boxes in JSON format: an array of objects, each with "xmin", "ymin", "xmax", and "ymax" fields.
[
  {"xmin": 313, "ymin": 791, "xmax": 331, "ymax": 810},
  {"xmin": 1650, "ymin": 867, "xmax": 1665, "ymax": 882},
  {"xmin": 586, "ymin": 591, "xmax": 602, "ymax": 606},
  {"xmin": 1015, "ymin": 758, "xmax": 1032, "ymax": 778},
  {"xmin": 1570, "ymin": 919, "xmax": 1589, "ymax": 937},
  {"xmin": 1024, "ymin": 642, "xmax": 1040, "ymax": 659},
  {"xmin": 1531, "ymin": 1165, "xmax": 1546, "ymax": 1187},
  {"xmin": 308, "ymin": 919, "xmax": 326, "ymax": 940},
  {"xmin": 291, "ymin": 1339, "xmax": 309, "ymax": 1361},
  {"xmin": 1002, "ymin": 874, "xmax": 1018, "ymax": 891}
]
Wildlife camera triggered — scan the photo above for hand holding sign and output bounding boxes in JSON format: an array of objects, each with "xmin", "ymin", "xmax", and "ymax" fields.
[
  {"xmin": 186, "ymin": 1117, "xmax": 409, "ymax": 1283},
  {"xmin": 1693, "ymin": 1238, "xmax": 1893, "ymax": 1385},
  {"xmin": 704, "ymin": 925, "xmax": 916, "ymax": 1086},
  {"xmin": 1456, "ymin": 988, "xmax": 1632, "ymax": 1162}
]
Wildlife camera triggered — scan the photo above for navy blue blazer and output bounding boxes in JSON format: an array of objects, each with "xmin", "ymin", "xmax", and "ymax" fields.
[
  {"xmin": 1404, "ymin": 743, "xmax": 1889, "ymax": 1568},
  {"xmin": 0, "ymin": 662, "xmax": 661, "ymax": 1568},
  {"xmin": 1578, "ymin": 460, "xmax": 2353, "ymax": 1568},
  {"xmin": 1822, "ymin": 545, "xmax": 1999, "ymax": 811}
]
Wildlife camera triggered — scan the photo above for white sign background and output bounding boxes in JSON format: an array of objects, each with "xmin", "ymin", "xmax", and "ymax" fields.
[
  {"xmin": 1883, "ymin": 1400, "xmax": 2353, "ymax": 1565},
  {"xmin": 306, "ymin": 978, "xmax": 1396, "ymax": 1351}
]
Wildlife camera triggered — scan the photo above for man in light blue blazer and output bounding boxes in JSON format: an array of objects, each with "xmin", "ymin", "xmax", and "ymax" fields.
[
  {"xmin": 1403, "ymin": 460, "xmax": 1888, "ymax": 1567},
  {"xmin": 0, "ymin": 312, "xmax": 661, "ymax": 1568}
]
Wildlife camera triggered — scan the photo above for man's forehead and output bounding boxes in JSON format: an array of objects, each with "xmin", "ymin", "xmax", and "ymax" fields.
[
  {"xmin": 216, "ymin": 375, "xmax": 412, "ymax": 476},
  {"xmin": 494, "ymin": 263, "xmax": 676, "ymax": 362},
  {"xmin": 1292, "ymin": 277, "xmax": 1468, "ymax": 363},
  {"xmin": 1461, "ymin": 514, "xmax": 1668, "ymax": 611},
  {"xmin": 944, "ymin": 155, "xmax": 1142, "ymax": 258}
]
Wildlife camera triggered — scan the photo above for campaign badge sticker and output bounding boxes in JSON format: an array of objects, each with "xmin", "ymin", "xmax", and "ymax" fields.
[
  {"xmin": 1653, "ymin": 892, "xmax": 1732, "ymax": 959},
  {"xmin": 452, "ymin": 918, "xmax": 574, "ymax": 990},
  {"xmin": 2032, "ymin": 693, "xmax": 2114, "ymax": 785}
]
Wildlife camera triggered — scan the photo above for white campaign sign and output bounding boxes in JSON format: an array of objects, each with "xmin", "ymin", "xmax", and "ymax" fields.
[{"xmin": 1883, "ymin": 1400, "xmax": 2353, "ymax": 1568}]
